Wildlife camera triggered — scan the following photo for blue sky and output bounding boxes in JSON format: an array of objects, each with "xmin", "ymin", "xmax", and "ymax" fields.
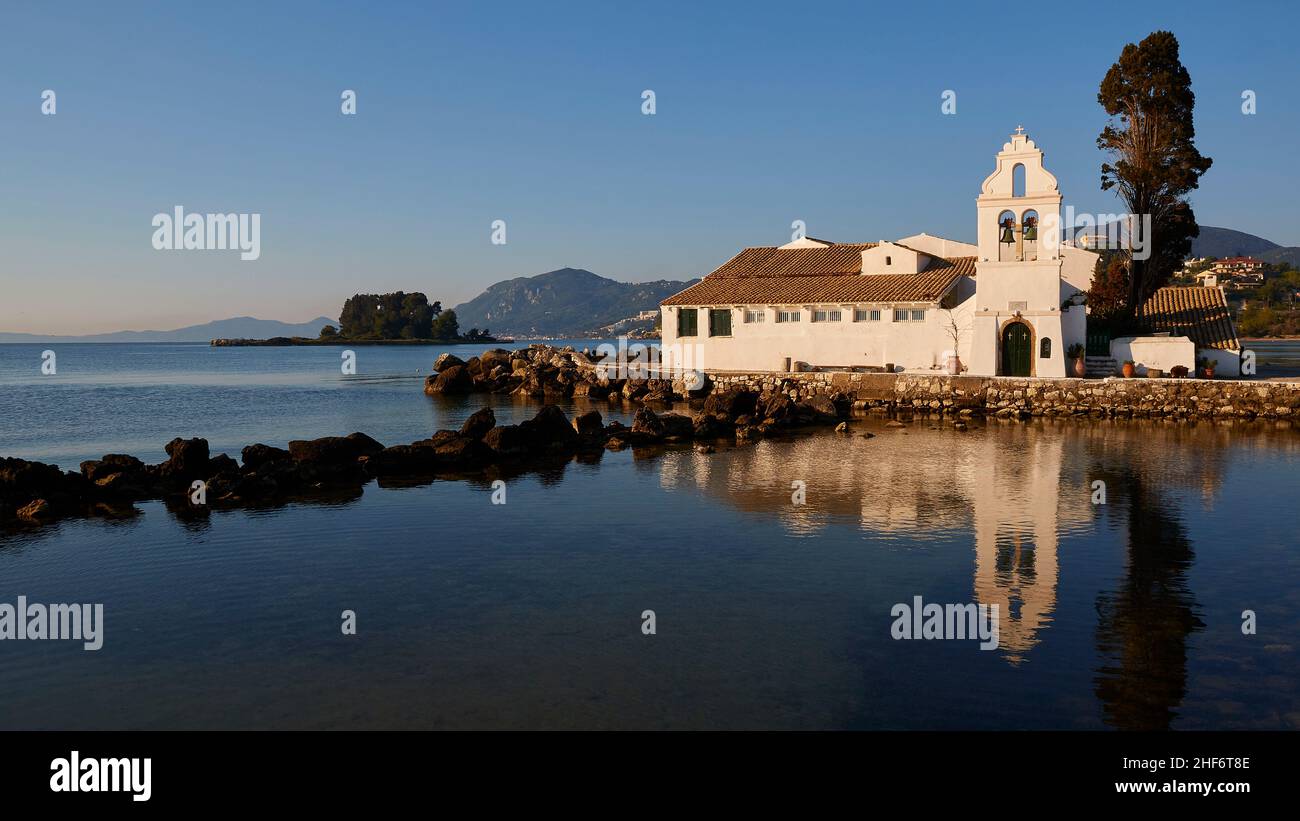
[{"xmin": 1, "ymin": 0, "xmax": 1296, "ymax": 334}]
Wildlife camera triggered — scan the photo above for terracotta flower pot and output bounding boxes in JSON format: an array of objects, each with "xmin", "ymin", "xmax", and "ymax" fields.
[
  {"xmin": 1121, "ymin": 362, "xmax": 1136, "ymax": 379},
  {"xmin": 1073, "ymin": 357, "xmax": 1087, "ymax": 378}
]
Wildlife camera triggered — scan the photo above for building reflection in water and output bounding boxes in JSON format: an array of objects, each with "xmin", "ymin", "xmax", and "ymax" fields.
[
  {"xmin": 650, "ymin": 417, "xmax": 1278, "ymax": 726},
  {"xmin": 653, "ymin": 421, "xmax": 1093, "ymax": 664}
]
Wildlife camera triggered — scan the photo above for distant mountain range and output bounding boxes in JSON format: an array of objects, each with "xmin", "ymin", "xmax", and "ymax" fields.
[
  {"xmin": 0, "ymin": 316, "xmax": 338, "ymax": 343},
  {"xmin": 5, "ymin": 230, "xmax": 1294, "ymax": 343},
  {"xmin": 452, "ymin": 267, "xmax": 697, "ymax": 338},
  {"xmin": 1192, "ymin": 226, "xmax": 1300, "ymax": 266}
]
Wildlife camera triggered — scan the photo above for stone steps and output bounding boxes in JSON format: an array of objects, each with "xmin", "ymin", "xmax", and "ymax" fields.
[{"xmin": 1085, "ymin": 356, "xmax": 1117, "ymax": 377}]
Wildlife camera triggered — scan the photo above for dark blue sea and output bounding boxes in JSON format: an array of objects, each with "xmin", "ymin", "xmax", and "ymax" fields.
[{"xmin": 0, "ymin": 342, "xmax": 1297, "ymax": 729}]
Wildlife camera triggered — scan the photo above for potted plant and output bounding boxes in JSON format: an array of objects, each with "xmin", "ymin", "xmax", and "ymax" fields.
[
  {"xmin": 1170, "ymin": 365, "xmax": 1189, "ymax": 378},
  {"xmin": 1067, "ymin": 343, "xmax": 1086, "ymax": 377},
  {"xmin": 940, "ymin": 307, "xmax": 966, "ymax": 375},
  {"xmin": 1199, "ymin": 356, "xmax": 1216, "ymax": 379},
  {"xmin": 1121, "ymin": 359, "xmax": 1136, "ymax": 378}
]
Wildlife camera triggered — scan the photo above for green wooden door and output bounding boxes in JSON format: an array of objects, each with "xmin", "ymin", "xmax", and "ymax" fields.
[{"xmin": 1001, "ymin": 323, "xmax": 1031, "ymax": 376}]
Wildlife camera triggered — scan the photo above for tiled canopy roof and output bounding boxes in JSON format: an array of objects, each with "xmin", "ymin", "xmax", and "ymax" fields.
[
  {"xmin": 1138, "ymin": 286, "xmax": 1240, "ymax": 351},
  {"xmin": 661, "ymin": 245, "xmax": 975, "ymax": 306}
]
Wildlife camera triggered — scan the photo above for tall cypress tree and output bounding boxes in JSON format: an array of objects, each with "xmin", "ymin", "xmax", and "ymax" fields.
[{"xmin": 1097, "ymin": 31, "xmax": 1212, "ymax": 316}]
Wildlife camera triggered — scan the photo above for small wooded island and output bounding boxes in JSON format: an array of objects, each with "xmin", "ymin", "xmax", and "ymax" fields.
[{"xmin": 212, "ymin": 291, "xmax": 502, "ymax": 345}]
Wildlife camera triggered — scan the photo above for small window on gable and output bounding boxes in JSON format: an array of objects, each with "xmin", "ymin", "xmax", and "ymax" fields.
[
  {"xmin": 885, "ymin": 256, "xmax": 892, "ymax": 266},
  {"xmin": 1012, "ymin": 163, "xmax": 1026, "ymax": 197}
]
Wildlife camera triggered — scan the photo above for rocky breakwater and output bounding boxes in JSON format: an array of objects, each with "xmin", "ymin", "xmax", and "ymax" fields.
[
  {"xmin": 423, "ymin": 345, "xmax": 702, "ymax": 404},
  {"xmin": 2, "ymin": 371, "xmax": 850, "ymax": 529}
]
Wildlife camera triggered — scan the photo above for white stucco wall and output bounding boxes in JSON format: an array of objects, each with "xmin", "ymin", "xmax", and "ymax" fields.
[
  {"xmin": 660, "ymin": 294, "xmax": 977, "ymax": 373},
  {"xmin": 1199, "ymin": 347, "xmax": 1242, "ymax": 377},
  {"xmin": 1109, "ymin": 336, "xmax": 1196, "ymax": 375}
]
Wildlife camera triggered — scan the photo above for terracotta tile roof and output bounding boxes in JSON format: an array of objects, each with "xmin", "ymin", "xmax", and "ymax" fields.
[
  {"xmin": 706, "ymin": 244, "xmax": 877, "ymax": 279},
  {"xmin": 662, "ymin": 245, "xmax": 974, "ymax": 306},
  {"xmin": 1138, "ymin": 286, "xmax": 1240, "ymax": 351}
]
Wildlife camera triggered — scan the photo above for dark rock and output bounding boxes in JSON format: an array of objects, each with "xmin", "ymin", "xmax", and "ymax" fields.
[
  {"xmin": 432, "ymin": 435, "xmax": 491, "ymax": 466},
  {"xmin": 241, "ymin": 443, "xmax": 291, "ymax": 468},
  {"xmin": 573, "ymin": 410, "xmax": 604, "ymax": 437},
  {"xmin": 479, "ymin": 349, "xmax": 513, "ymax": 372},
  {"xmin": 703, "ymin": 389, "xmax": 758, "ymax": 420},
  {"xmin": 421, "ymin": 430, "xmax": 462, "ymax": 449},
  {"xmin": 433, "ymin": 352, "xmax": 465, "ymax": 372},
  {"xmin": 518, "ymin": 405, "xmax": 578, "ymax": 450},
  {"xmin": 81, "ymin": 454, "xmax": 145, "ymax": 483},
  {"xmin": 759, "ymin": 393, "xmax": 795, "ymax": 425},
  {"xmin": 802, "ymin": 394, "xmax": 841, "ymax": 420},
  {"xmin": 692, "ymin": 414, "xmax": 732, "ymax": 439},
  {"xmin": 369, "ymin": 444, "xmax": 439, "ymax": 475},
  {"xmin": 17, "ymin": 498, "xmax": 53, "ymax": 521},
  {"xmin": 482, "ymin": 425, "xmax": 528, "ymax": 457},
  {"xmin": 288, "ymin": 432, "xmax": 384, "ymax": 465},
  {"xmin": 460, "ymin": 407, "xmax": 497, "ymax": 440},
  {"xmin": 158, "ymin": 437, "xmax": 211, "ymax": 482},
  {"xmin": 0, "ymin": 457, "xmax": 86, "ymax": 520},
  {"xmin": 208, "ymin": 453, "xmax": 239, "ymax": 477},
  {"xmin": 658, "ymin": 413, "xmax": 696, "ymax": 440},
  {"xmin": 426, "ymin": 364, "xmax": 473, "ymax": 395},
  {"xmin": 631, "ymin": 407, "xmax": 665, "ymax": 438}
]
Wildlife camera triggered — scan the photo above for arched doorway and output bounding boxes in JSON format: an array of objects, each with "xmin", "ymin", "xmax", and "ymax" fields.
[{"xmin": 1001, "ymin": 321, "xmax": 1032, "ymax": 376}]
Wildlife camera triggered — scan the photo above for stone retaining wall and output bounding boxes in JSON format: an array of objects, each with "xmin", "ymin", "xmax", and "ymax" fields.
[{"xmin": 704, "ymin": 371, "xmax": 1300, "ymax": 420}]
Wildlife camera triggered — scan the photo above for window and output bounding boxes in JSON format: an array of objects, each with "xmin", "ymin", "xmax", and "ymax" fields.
[
  {"xmin": 911, "ymin": 309, "xmax": 925, "ymax": 322},
  {"xmin": 854, "ymin": 308, "xmax": 881, "ymax": 322},
  {"xmin": 776, "ymin": 309, "xmax": 801, "ymax": 323},
  {"xmin": 708, "ymin": 308, "xmax": 732, "ymax": 337},
  {"xmin": 677, "ymin": 308, "xmax": 697, "ymax": 337},
  {"xmin": 885, "ymin": 256, "xmax": 892, "ymax": 266},
  {"xmin": 894, "ymin": 309, "xmax": 925, "ymax": 323},
  {"xmin": 743, "ymin": 309, "xmax": 765, "ymax": 323},
  {"xmin": 812, "ymin": 309, "xmax": 841, "ymax": 323},
  {"xmin": 894, "ymin": 309, "xmax": 909, "ymax": 322},
  {"xmin": 1040, "ymin": 338, "xmax": 1051, "ymax": 358}
]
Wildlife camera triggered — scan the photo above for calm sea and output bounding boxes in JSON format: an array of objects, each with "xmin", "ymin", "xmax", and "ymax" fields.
[{"xmin": 0, "ymin": 341, "xmax": 1297, "ymax": 729}]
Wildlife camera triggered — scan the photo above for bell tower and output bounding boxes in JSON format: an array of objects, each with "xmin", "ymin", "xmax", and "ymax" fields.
[
  {"xmin": 968, "ymin": 128, "xmax": 1071, "ymax": 378},
  {"xmin": 976, "ymin": 127, "xmax": 1062, "ymax": 264}
]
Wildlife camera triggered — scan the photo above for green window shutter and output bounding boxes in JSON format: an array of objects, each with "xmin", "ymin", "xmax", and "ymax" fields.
[
  {"xmin": 709, "ymin": 308, "xmax": 731, "ymax": 337},
  {"xmin": 678, "ymin": 308, "xmax": 698, "ymax": 336}
]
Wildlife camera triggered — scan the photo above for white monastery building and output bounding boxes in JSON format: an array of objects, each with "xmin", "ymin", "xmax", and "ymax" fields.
[{"xmin": 659, "ymin": 129, "xmax": 1241, "ymax": 377}]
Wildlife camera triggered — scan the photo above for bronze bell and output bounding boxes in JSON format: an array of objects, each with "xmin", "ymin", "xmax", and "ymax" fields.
[
  {"xmin": 999, "ymin": 221, "xmax": 1015, "ymax": 244},
  {"xmin": 1023, "ymin": 217, "xmax": 1037, "ymax": 242}
]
